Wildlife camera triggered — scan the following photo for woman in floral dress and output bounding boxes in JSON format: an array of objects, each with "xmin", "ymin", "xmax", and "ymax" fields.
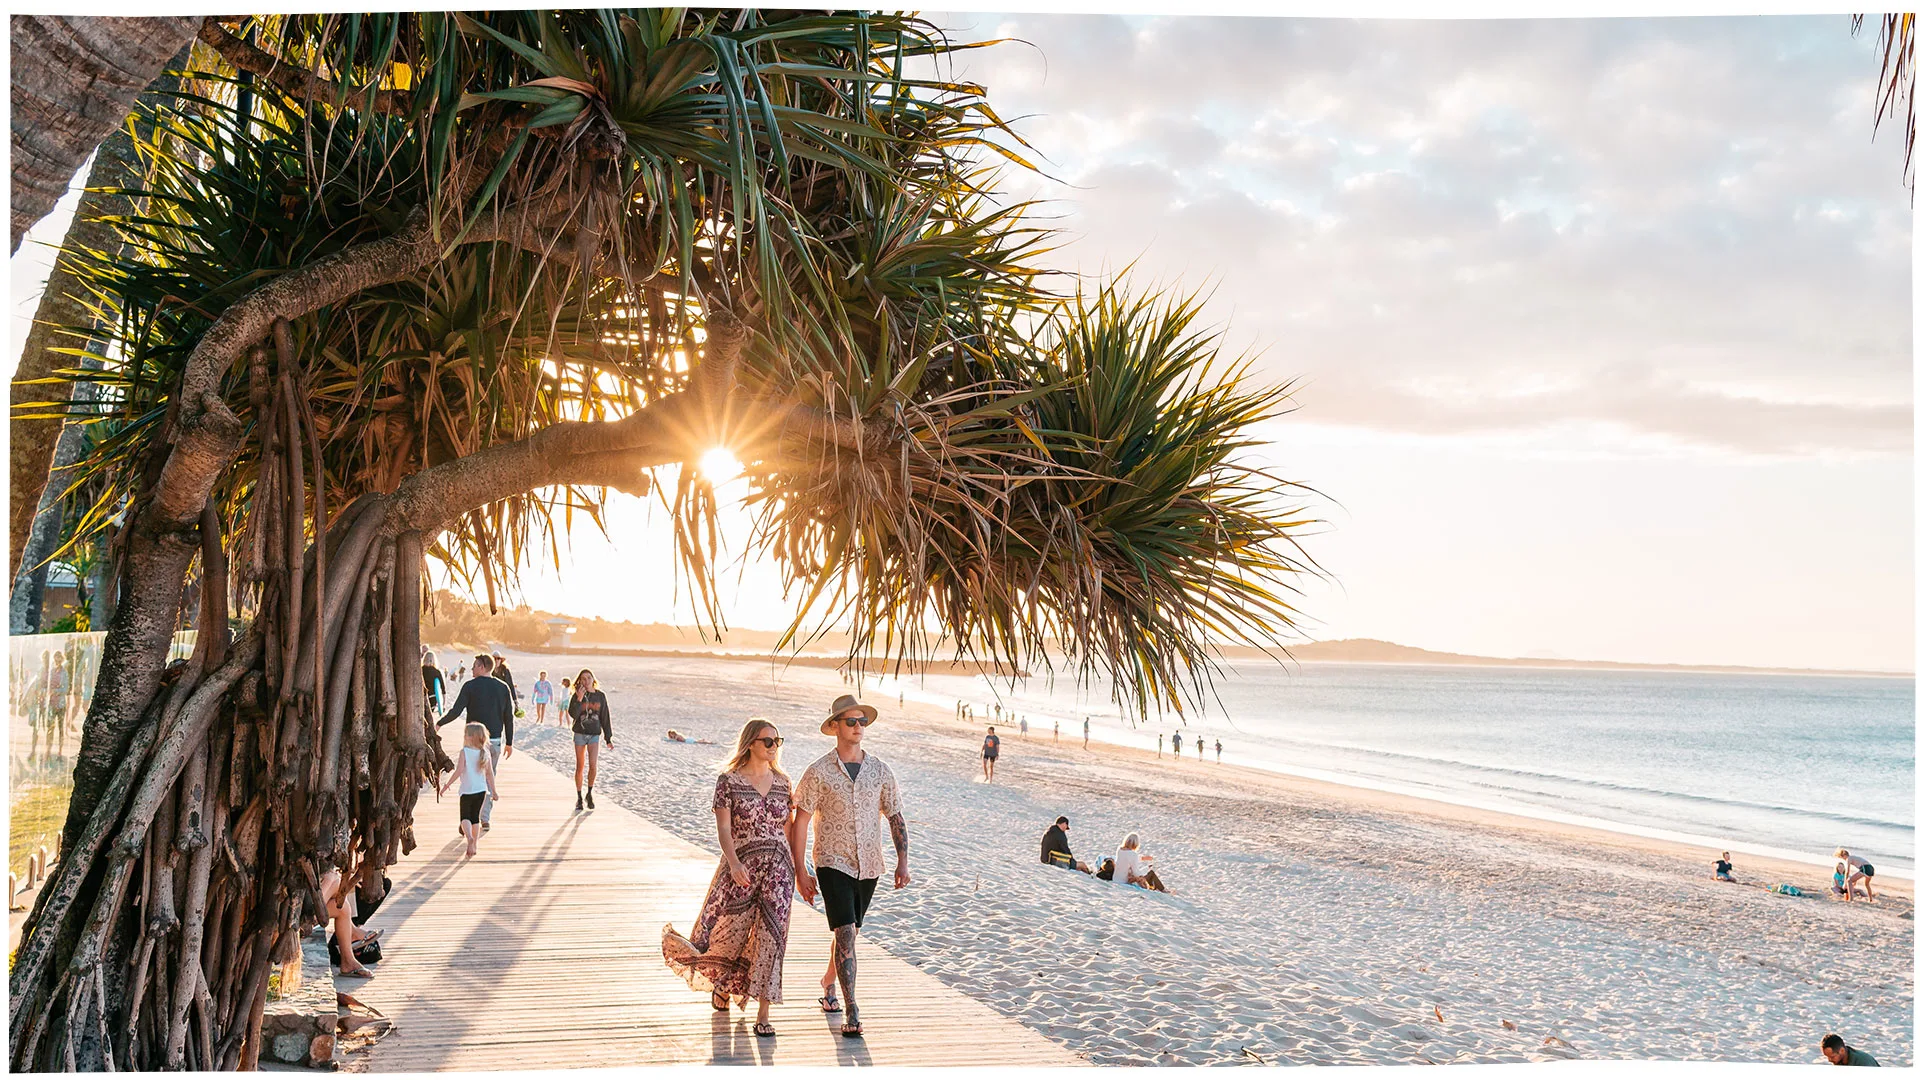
[{"xmin": 663, "ymin": 718, "xmax": 797, "ymax": 1037}]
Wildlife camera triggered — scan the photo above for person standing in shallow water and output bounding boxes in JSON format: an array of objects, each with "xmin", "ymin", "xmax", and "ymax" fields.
[
  {"xmin": 663, "ymin": 719, "xmax": 796, "ymax": 1038},
  {"xmin": 793, "ymin": 695, "xmax": 910, "ymax": 1039},
  {"xmin": 567, "ymin": 669, "xmax": 614, "ymax": 810}
]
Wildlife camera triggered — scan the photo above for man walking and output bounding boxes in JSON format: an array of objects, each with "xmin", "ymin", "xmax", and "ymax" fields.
[
  {"xmin": 436, "ymin": 654, "xmax": 514, "ymax": 829},
  {"xmin": 491, "ymin": 652, "xmax": 520, "ymax": 707},
  {"xmin": 982, "ymin": 725, "xmax": 1000, "ymax": 782},
  {"xmin": 1082, "ymin": 716, "xmax": 1090, "ymax": 749},
  {"xmin": 794, "ymin": 695, "xmax": 910, "ymax": 1039}
]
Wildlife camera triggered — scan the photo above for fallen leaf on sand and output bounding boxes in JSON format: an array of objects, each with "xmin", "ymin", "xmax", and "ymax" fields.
[
  {"xmin": 1544, "ymin": 1036, "xmax": 1575, "ymax": 1048},
  {"xmin": 1501, "ymin": 1020, "xmax": 1517, "ymax": 1031},
  {"xmin": 1433, "ymin": 1006, "xmax": 1445, "ymax": 1022}
]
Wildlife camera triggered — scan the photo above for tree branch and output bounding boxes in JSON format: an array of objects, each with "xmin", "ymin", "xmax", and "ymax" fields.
[{"xmin": 197, "ymin": 20, "xmax": 412, "ymax": 115}]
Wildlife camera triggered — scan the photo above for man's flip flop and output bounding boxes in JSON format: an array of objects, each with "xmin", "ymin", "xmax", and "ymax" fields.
[
  {"xmin": 754, "ymin": 1022, "xmax": 776, "ymax": 1038},
  {"xmin": 840, "ymin": 1021, "xmax": 863, "ymax": 1038},
  {"xmin": 818, "ymin": 994, "xmax": 842, "ymax": 1013}
]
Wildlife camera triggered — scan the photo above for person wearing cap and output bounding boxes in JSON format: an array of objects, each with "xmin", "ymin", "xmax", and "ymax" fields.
[
  {"xmin": 792, "ymin": 694, "xmax": 910, "ymax": 1039},
  {"xmin": 1041, "ymin": 816, "xmax": 1093, "ymax": 873},
  {"xmin": 490, "ymin": 652, "xmax": 520, "ymax": 706}
]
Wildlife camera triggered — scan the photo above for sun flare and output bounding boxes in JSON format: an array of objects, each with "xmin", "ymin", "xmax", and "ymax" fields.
[{"xmin": 698, "ymin": 446, "xmax": 744, "ymax": 484}]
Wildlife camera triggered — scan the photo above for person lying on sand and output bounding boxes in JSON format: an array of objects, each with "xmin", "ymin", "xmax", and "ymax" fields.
[
  {"xmin": 1113, "ymin": 833, "xmax": 1170, "ymax": 893},
  {"xmin": 1821, "ymin": 1032, "xmax": 1879, "ymax": 1066},
  {"xmin": 1714, "ymin": 852, "xmax": 1737, "ymax": 882},
  {"xmin": 666, "ymin": 729, "xmax": 715, "ymax": 745}
]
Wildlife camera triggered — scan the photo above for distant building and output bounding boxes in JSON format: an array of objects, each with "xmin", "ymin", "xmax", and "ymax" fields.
[
  {"xmin": 545, "ymin": 618, "xmax": 576, "ymax": 649},
  {"xmin": 39, "ymin": 562, "xmax": 83, "ymax": 628}
]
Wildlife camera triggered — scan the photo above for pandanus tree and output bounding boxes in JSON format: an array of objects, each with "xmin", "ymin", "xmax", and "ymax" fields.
[{"xmin": 10, "ymin": 10, "xmax": 1318, "ymax": 1071}]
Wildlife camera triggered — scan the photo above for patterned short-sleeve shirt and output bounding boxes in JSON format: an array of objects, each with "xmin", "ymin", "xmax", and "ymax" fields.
[{"xmin": 793, "ymin": 750, "xmax": 902, "ymax": 881}]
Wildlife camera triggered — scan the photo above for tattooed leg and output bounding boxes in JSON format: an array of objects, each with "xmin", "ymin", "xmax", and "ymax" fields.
[{"xmin": 833, "ymin": 924, "xmax": 859, "ymax": 1026}]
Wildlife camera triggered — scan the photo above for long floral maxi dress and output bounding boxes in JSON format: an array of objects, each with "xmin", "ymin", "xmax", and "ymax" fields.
[{"xmin": 662, "ymin": 771, "xmax": 795, "ymax": 1005}]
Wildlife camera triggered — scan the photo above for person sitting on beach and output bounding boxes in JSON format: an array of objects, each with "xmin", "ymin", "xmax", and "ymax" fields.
[
  {"xmin": 1834, "ymin": 849, "xmax": 1877, "ymax": 902},
  {"xmin": 1713, "ymin": 852, "xmax": 1736, "ymax": 882},
  {"xmin": 1821, "ymin": 1033, "xmax": 1880, "ymax": 1066},
  {"xmin": 1113, "ymin": 833, "xmax": 1169, "ymax": 893},
  {"xmin": 1041, "ymin": 816, "xmax": 1094, "ymax": 873},
  {"xmin": 1095, "ymin": 857, "xmax": 1115, "ymax": 881}
]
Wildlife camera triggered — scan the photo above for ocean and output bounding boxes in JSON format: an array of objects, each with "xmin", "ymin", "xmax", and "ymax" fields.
[{"xmin": 900, "ymin": 661, "xmax": 1916, "ymax": 877}]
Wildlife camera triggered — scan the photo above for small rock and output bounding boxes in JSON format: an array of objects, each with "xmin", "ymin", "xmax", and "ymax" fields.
[{"xmin": 310, "ymin": 1034, "xmax": 335, "ymax": 1064}]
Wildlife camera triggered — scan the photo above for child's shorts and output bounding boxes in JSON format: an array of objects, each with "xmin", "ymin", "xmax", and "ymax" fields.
[{"xmin": 459, "ymin": 792, "xmax": 485, "ymax": 825}]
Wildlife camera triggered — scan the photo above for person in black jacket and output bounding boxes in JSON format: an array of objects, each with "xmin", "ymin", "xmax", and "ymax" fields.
[
  {"xmin": 1041, "ymin": 816, "xmax": 1092, "ymax": 873},
  {"xmin": 567, "ymin": 668, "xmax": 615, "ymax": 811},
  {"xmin": 422, "ymin": 651, "xmax": 446, "ymax": 714},
  {"xmin": 436, "ymin": 654, "xmax": 514, "ymax": 828},
  {"xmin": 490, "ymin": 653, "xmax": 521, "ymax": 704}
]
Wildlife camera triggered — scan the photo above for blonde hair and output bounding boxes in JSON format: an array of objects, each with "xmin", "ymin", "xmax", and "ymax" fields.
[
  {"xmin": 722, "ymin": 718, "xmax": 787, "ymax": 779},
  {"xmin": 463, "ymin": 722, "xmax": 488, "ymax": 748},
  {"xmin": 1834, "ymin": 848, "xmax": 1850, "ymax": 859},
  {"xmin": 1122, "ymin": 833, "xmax": 1140, "ymax": 850}
]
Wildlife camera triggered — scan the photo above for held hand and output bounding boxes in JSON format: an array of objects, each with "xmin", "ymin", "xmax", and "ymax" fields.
[
  {"xmin": 894, "ymin": 863, "xmax": 912, "ymax": 890},
  {"xmin": 797, "ymin": 872, "xmax": 818, "ymax": 905},
  {"xmin": 729, "ymin": 862, "xmax": 752, "ymax": 889}
]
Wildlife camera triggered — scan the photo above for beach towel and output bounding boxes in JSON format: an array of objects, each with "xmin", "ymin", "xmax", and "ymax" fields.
[{"xmin": 1768, "ymin": 883, "xmax": 1804, "ymax": 897}]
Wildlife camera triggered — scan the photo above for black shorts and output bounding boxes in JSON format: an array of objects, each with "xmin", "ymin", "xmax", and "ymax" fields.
[
  {"xmin": 817, "ymin": 866, "xmax": 878, "ymax": 930},
  {"xmin": 459, "ymin": 792, "xmax": 485, "ymax": 825},
  {"xmin": 983, "ymin": 752, "xmax": 998, "ymax": 761}
]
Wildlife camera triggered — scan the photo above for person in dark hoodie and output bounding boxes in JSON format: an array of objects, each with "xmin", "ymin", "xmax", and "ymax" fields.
[{"xmin": 1041, "ymin": 816, "xmax": 1093, "ymax": 873}]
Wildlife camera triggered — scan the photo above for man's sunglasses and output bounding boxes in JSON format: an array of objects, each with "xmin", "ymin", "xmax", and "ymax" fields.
[
  {"xmin": 754, "ymin": 736, "xmax": 785, "ymax": 748},
  {"xmin": 833, "ymin": 713, "xmax": 875, "ymax": 727}
]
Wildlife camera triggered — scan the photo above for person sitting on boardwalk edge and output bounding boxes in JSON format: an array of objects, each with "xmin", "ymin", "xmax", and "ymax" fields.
[{"xmin": 793, "ymin": 694, "xmax": 911, "ymax": 1038}]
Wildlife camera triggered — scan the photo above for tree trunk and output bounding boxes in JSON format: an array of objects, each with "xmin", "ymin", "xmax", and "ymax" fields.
[
  {"xmin": 8, "ymin": 402, "xmax": 89, "ymax": 632},
  {"xmin": 8, "ymin": 15, "xmax": 200, "ymax": 252},
  {"xmin": 12, "ymin": 46, "xmax": 187, "ymax": 584}
]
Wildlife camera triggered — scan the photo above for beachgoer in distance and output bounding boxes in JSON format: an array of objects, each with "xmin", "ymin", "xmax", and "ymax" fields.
[
  {"xmin": 1835, "ymin": 849, "xmax": 1877, "ymax": 902},
  {"xmin": 1083, "ymin": 717, "xmax": 1090, "ymax": 749},
  {"xmin": 1158, "ymin": 733, "xmax": 1163, "ymax": 758},
  {"xmin": 793, "ymin": 694, "xmax": 910, "ymax": 1039},
  {"xmin": 1053, "ymin": 719, "xmax": 1059, "ymax": 742},
  {"xmin": 1041, "ymin": 816, "xmax": 1094, "ymax": 873},
  {"xmin": 1172, "ymin": 731, "xmax": 1182, "ymax": 758},
  {"xmin": 558, "ymin": 676, "xmax": 573, "ymax": 717},
  {"xmin": 1713, "ymin": 852, "xmax": 1736, "ymax": 882},
  {"xmin": 663, "ymin": 719, "xmax": 796, "ymax": 1038},
  {"xmin": 491, "ymin": 653, "xmax": 520, "ymax": 707},
  {"xmin": 1114, "ymin": 833, "xmax": 1169, "ymax": 893},
  {"xmin": 422, "ymin": 651, "xmax": 446, "ymax": 714},
  {"xmin": 1821, "ymin": 1033, "xmax": 1879, "ymax": 1066},
  {"xmin": 982, "ymin": 725, "xmax": 1000, "ymax": 782},
  {"xmin": 532, "ymin": 670, "xmax": 553, "ymax": 725},
  {"xmin": 568, "ymin": 669, "xmax": 614, "ymax": 811},
  {"xmin": 435, "ymin": 654, "xmax": 514, "ymax": 830},
  {"xmin": 1215, "ymin": 738, "xmax": 1222, "ymax": 761},
  {"xmin": 437, "ymin": 721, "xmax": 500, "ymax": 858}
]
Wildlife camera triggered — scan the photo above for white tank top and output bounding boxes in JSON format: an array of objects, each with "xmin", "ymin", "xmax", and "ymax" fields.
[{"xmin": 460, "ymin": 746, "xmax": 488, "ymax": 795}]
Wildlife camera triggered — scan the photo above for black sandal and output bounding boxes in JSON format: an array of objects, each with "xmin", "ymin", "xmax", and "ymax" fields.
[
  {"xmin": 840, "ymin": 1020, "xmax": 863, "ymax": 1038},
  {"xmin": 754, "ymin": 1021, "xmax": 776, "ymax": 1038},
  {"xmin": 818, "ymin": 992, "xmax": 842, "ymax": 1013},
  {"xmin": 712, "ymin": 991, "xmax": 730, "ymax": 1012}
]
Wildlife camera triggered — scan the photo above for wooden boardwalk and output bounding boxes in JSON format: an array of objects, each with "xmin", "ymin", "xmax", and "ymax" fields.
[{"xmin": 349, "ymin": 755, "xmax": 1084, "ymax": 1069}]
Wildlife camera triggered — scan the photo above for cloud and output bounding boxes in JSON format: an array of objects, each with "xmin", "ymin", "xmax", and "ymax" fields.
[{"xmin": 930, "ymin": 13, "xmax": 1913, "ymax": 455}]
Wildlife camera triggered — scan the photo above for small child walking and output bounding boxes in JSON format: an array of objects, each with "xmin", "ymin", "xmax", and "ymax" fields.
[
  {"xmin": 440, "ymin": 722, "xmax": 500, "ymax": 857},
  {"xmin": 558, "ymin": 677, "xmax": 574, "ymax": 719}
]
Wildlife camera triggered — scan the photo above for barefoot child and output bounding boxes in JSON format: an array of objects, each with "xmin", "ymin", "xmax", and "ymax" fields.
[{"xmin": 440, "ymin": 722, "xmax": 500, "ymax": 857}]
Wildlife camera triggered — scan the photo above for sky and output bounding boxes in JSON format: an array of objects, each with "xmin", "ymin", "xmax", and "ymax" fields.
[{"xmin": 10, "ymin": 13, "xmax": 1914, "ymax": 671}]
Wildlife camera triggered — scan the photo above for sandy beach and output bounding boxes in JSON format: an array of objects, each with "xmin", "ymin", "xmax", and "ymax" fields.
[{"xmin": 493, "ymin": 652, "xmax": 1913, "ymax": 1066}]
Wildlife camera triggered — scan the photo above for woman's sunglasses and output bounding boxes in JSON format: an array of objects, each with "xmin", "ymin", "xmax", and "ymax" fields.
[{"xmin": 754, "ymin": 736, "xmax": 785, "ymax": 748}]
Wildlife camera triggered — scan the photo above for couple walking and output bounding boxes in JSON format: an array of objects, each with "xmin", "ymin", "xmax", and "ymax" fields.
[{"xmin": 662, "ymin": 694, "xmax": 910, "ymax": 1040}]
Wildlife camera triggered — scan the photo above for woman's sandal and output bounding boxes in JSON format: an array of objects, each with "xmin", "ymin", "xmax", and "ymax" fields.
[
  {"xmin": 711, "ymin": 991, "xmax": 730, "ymax": 1012},
  {"xmin": 840, "ymin": 1020, "xmax": 863, "ymax": 1038},
  {"xmin": 818, "ymin": 992, "xmax": 842, "ymax": 1014},
  {"xmin": 753, "ymin": 1022, "xmax": 776, "ymax": 1038}
]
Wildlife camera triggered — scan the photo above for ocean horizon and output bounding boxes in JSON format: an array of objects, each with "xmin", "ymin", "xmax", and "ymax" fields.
[{"xmin": 891, "ymin": 660, "xmax": 1916, "ymax": 879}]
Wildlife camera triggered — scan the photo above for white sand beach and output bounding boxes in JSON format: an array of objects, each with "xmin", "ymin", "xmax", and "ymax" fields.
[{"xmin": 498, "ymin": 653, "xmax": 1913, "ymax": 1067}]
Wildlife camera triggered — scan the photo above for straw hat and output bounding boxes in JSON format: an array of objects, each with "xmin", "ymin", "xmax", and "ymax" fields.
[{"xmin": 821, "ymin": 694, "xmax": 879, "ymax": 735}]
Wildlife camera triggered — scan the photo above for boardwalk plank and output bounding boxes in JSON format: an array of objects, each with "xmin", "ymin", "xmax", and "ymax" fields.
[{"xmin": 350, "ymin": 754, "xmax": 1083, "ymax": 1069}]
